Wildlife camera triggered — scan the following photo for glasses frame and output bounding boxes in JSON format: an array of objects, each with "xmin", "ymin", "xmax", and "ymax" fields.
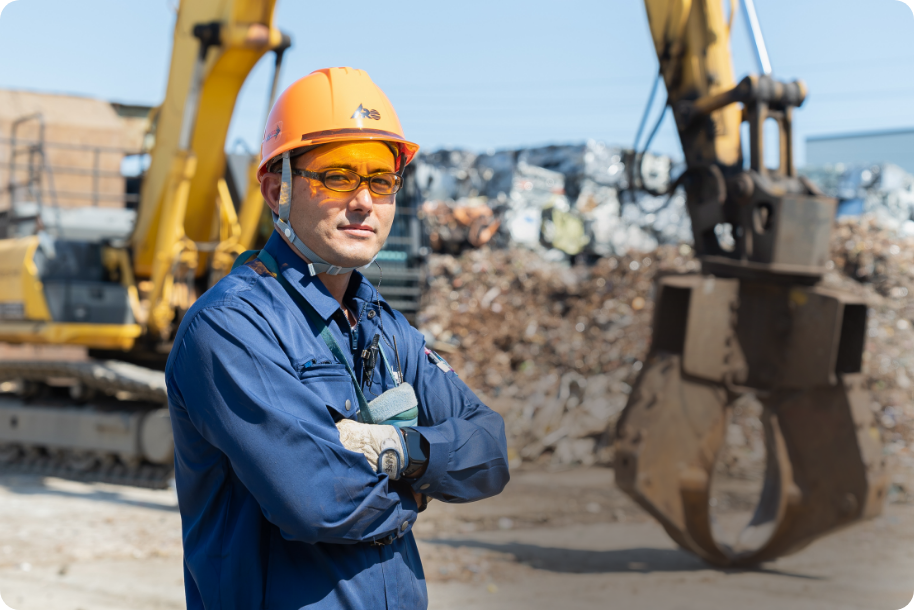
[{"xmin": 291, "ymin": 167, "xmax": 403, "ymax": 196}]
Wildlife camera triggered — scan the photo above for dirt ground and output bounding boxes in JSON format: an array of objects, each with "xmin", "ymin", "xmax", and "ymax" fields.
[{"xmin": 0, "ymin": 467, "xmax": 911, "ymax": 610}]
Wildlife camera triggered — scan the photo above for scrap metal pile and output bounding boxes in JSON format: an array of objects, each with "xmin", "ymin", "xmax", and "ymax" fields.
[
  {"xmin": 414, "ymin": 141, "xmax": 691, "ymax": 259},
  {"xmin": 803, "ymin": 163, "xmax": 914, "ymax": 228},
  {"xmin": 418, "ymin": 243, "xmax": 698, "ymax": 467},
  {"xmin": 415, "ymin": 152, "xmax": 914, "ymax": 477}
]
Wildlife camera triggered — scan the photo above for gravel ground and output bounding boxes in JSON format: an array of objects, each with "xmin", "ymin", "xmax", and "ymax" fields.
[{"xmin": 0, "ymin": 466, "xmax": 911, "ymax": 610}]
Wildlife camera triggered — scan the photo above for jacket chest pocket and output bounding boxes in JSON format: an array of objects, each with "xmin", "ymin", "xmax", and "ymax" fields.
[{"xmin": 296, "ymin": 362, "xmax": 358, "ymax": 421}]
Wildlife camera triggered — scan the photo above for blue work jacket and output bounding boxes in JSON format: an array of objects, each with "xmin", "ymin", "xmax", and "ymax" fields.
[{"xmin": 166, "ymin": 232, "xmax": 510, "ymax": 610}]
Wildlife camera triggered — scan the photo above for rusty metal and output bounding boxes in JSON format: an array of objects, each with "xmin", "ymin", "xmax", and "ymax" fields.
[
  {"xmin": 618, "ymin": 0, "xmax": 888, "ymax": 565},
  {"xmin": 615, "ymin": 277, "xmax": 887, "ymax": 565}
]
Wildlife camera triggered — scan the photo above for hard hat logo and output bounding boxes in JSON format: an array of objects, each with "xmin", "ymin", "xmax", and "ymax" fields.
[
  {"xmin": 264, "ymin": 122, "xmax": 282, "ymax": 143},
  {"xmin": 351, "ymin": 104, "xmax": 381, "ymax": 121}
]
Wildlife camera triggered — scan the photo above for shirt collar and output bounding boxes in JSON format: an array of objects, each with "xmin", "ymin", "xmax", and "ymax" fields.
[
  {"xmin": 262, "ymin": 232, "xmax": 387, "ymax": 321},
  {"xmin": 344, "ymin": 265, "xmax": 388, "ymax": 310}
]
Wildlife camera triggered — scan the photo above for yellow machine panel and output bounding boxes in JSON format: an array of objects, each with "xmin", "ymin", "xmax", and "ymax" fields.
[
  {"xmin": 0, "ymin": 321, "xmax": 141, "ymax": 350},
  {"xmin": 0, "ymin": 236, "xmax": 52, "ymax": 322},
  {"xmin": 0, "ymin": 237, "xmax": 141, "ymax": 350}
]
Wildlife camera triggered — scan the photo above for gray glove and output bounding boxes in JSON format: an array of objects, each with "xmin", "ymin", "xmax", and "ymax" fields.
[{"xmin": 336, "ymin": 419, "xmax": 406, "ymax": 480}]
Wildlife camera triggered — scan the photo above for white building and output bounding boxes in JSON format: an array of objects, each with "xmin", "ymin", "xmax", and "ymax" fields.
[{"xmin": 806, "ymin": 128, "xmax": 914, "ymax": 173}]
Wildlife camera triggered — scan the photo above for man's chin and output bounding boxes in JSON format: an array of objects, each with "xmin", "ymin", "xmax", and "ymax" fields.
[
  {"xmin": 288, "ymin": 233, "xmax": 380, "ymax": 269},
  {"xmin": 321, "ymin": 247, "xmax": 380, "ymax": 269}
]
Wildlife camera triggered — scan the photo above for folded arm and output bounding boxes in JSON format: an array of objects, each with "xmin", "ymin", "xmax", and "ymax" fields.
[
  {"xmin": 401, "ymin": 330, "xmax": 511, "ymax": 503},
  {"xmin": 168, "ymin": 304, "xmax": 418, "ymax": 545}
]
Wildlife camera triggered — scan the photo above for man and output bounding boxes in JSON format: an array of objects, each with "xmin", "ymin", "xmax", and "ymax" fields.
[{"xmin": 166, "ymin": 67, "xmax": 510, "ymax": 610}]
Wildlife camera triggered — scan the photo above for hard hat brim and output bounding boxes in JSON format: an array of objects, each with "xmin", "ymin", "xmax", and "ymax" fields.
[{"xmin": 258, "ymin": 128, "xmax": 419, "ymax": 181}]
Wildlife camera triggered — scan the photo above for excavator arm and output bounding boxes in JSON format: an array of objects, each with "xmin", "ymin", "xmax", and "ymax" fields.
[
  {"xmin": 615, "ymin": 0, "xmax": 887, "ymax": 566},
  {"xmin": 131, "ymin": 0, "xmax": 288, "ymax": 337},
  {"xmin": 644, "ymin": 0, "xmax": 742, "ymax": 169}
]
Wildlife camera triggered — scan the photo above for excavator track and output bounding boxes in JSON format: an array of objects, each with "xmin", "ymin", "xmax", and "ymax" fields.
[
  {"xmin": 0, "ymin": 360, "xmax": 174, "ymax": 489},
  {"xmin": 0, "ymin": 454, "xmax": 174, "ymax": 490},
  {"xmin": 0, "ymin": 360, "xmax": 168, "ymax": 404}
]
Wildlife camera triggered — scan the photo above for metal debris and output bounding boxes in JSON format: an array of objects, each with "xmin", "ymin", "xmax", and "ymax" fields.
[
  {"xmin": 412, "ymin": 141, "xmax": 690, "ymax": 259},
  {"xmin": 418, "ymin": 242, "xmax": 699, "ymax": 467},
  {"xmin": 418, "ymin": 214, "xmax": 914, "ymax": 471},
  {"xmin": 802, "ymin": 163, "xmax": 914, "ymax": 229}
]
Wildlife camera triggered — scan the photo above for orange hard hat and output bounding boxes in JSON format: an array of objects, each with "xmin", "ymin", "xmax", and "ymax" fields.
[{"xmin": 258, "ymin": 67, "xmax": 419, "ymax": 182}]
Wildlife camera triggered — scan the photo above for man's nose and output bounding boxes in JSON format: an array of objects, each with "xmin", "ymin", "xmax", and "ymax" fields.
[{"xmin": 349, "ymin": 184, "xmax": 374, "ymax": 212}]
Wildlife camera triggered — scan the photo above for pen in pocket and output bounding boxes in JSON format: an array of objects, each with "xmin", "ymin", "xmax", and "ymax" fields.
[{"xmin": 303, "ymin": 359, "xmax": 332, "ymax": 369}]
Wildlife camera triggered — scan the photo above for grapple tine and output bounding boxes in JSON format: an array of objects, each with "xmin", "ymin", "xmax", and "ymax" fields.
[
  {"xmin": 731, "ymin": 378, "xmax": 888, "ymax": 563},
  {"xmin": 615, "ymin": 353, "xmax": 732, "ymax": 564}
]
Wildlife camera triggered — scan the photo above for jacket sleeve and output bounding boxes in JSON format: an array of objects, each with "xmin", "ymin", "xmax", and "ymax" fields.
[
  {"xmin": 401, "ymin": 324, "xmax": 510, "ymax": 503},
  {"xmin": 167, "ymin": 303, "xmax": 418, "ymax": 545}
]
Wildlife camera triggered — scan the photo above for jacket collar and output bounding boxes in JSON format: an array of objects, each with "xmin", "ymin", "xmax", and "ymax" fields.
[{"xmin": 262, "ymin": 232, "xmax": 386, "ymax": 321}]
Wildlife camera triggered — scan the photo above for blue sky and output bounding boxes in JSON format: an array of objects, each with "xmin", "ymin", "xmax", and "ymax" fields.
[{"xmin": 0, "ymin": 0, "xmax": 912, "ymax": 165}]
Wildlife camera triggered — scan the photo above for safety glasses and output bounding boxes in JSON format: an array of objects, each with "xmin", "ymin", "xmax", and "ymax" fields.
[{"xmin": 291, "ymin": 168, "xmax": 403, "ymax": 196}]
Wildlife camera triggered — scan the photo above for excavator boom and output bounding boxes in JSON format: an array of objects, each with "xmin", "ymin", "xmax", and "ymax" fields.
[
  {"xmin": 132, "ymin": 0, "xmax": 286, "ymax": 336},
  {"xmin": 644, "ymin": 0, "xmax": 742, "ymax": 169}
]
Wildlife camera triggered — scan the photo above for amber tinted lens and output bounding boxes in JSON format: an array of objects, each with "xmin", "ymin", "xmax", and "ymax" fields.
[
  {"xmin": 322, "ymin": 169, "xmax": 360, "ymax": 192},
  {"xmin": 368, "ymin": 173, "xmax": 401, "ymax": 195}
]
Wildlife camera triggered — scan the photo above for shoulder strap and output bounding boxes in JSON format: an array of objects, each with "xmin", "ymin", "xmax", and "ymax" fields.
[
  {"xmin": 377, "ymin": 342, "xmax": 399, "ymax": 383},
  {"xmin": 232, "ymin": 249, "xmax": 261, "ymax": 272},
  {"xmin": 247, "ymin": 249, "xmax": 373, "ymax": 420}
]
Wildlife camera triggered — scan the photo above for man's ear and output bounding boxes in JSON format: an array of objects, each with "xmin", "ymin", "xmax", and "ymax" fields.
[{"xmin": 260, "ymin": 173, "xmax": 281, "ymax": 215}]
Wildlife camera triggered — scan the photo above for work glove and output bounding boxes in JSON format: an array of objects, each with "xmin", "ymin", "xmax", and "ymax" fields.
[{"xmin": 336, "ymin": 419, "xmax": 406, "ymax": 480}]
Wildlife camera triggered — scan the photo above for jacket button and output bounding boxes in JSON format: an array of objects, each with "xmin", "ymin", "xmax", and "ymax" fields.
[
  {"xmin": 367, "ymin": 309, "xmax": 376, "ymax": 319},
  {"xmin": 401, "ymin": 521, "xmax": 409, "ymax": 532},
  {"xmin": 345, "ymin": 399, "xmax": 351, "ymax": 411},
  {"xmin": 420, "ymin": 484, "xmax": 430, "ymax": 490}
]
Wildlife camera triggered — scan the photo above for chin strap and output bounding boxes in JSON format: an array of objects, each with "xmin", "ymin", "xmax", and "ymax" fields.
[{"xmin": 273, "ymin": 150, "xmax": 375, "ymax": 276}]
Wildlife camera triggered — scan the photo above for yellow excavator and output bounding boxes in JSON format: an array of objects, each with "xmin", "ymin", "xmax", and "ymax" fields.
[
  {"xmin": 0, "ymin": 0, "xmax": 290, "ymax": 487},
  {"xmin": 616, "ymin": 0, "xmax": 887, "ymax": 565}
]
